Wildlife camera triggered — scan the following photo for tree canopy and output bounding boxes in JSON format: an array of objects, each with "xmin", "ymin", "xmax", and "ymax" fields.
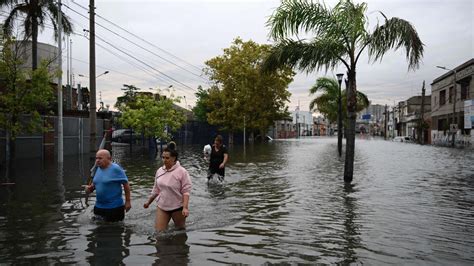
[
  {"xmin": 1, "ymin": 0, "xmax": 73, "ymax": 69},
  {"xmin": 117, "ymin": 90, "xmax": 186, "ymax": 142},
  {"xmin": 191, "ymin": 85, "xmax": 210, "ymax": 122},
  {"xmin": 0, "ymin": 39, "xmax": 55, "ymax": 159},
  {"xmin": 309, "ymin": 77, "xmax": 369, "ymax": 123},
  {"xmin": 204, "ymin": 38, "xmax": 295, "ymax": 136}
]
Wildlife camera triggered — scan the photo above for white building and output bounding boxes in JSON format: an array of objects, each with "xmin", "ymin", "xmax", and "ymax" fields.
[{"xmin": 290, "ymin": 110, "xmax": 313, "ymax": 136}]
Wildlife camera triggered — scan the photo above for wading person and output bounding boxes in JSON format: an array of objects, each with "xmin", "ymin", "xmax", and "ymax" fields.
[
  {"xmin": 143, "ymin": 147, "xmax": 192, "ymax": 232},
  {"xmin": 207, "ymin": 135, "xmax": 229, "ymax": 182},
  {"xmin": 85, "ymin": 149, "xmax": 132, "ymax": 222}
]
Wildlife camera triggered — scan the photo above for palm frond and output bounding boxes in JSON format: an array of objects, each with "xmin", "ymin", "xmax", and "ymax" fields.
[
  {"xmin": 267, "ymin": 0, "xmax": 331, "ymax": 40},
  {"xmin": 262, "ymin": 38, "xmax": 345, "ymax": 74},
  {"xmin": 368, "ymin": 14, "xmax": 424, "ymax": 70}
]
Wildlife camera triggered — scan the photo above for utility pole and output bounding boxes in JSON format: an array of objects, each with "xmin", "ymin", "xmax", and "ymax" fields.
[
  {"xmin": 66, "ymin": 35, "xmax": 69, "ymax": 87},
  {"xmin": 57, "ymin": 0, "xmax": 63, "ymax": 163},
  {"xmin": 419, "ymin": 81, "xmax": 425, "ymax": 145},
  {"xmin": 384, "ymin": 104, "xmax": 388, "ymax": 140},
  {"xmin": 89, "ymin": 0, "xmax": 97, "ymax": 155}
]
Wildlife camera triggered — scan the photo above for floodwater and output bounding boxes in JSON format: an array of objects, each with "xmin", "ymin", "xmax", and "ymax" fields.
[{"xmin": 0, "ymin": 137, "xmax": 473, "ymax": 265}]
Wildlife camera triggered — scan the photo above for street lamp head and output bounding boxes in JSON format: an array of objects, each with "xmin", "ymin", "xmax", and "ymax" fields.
[
  {"xmin": 78, "ymin": 74, "xmax": 86, "ymax": 77},
  {"xmin": 336, "ymin": 73, "xmax": 344, "ymax": 85},
  {"xmin": 96, "ymin": 71, "xmax": 109, "ymax": 78}
]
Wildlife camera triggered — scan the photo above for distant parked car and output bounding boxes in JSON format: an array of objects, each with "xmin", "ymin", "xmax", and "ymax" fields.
[
  {"xmin": 393, "ymin": 136, "xmax": 413, "ymax": 142},
  {"xmin": 112, "ymin": 129, "xmax": 140, "ymax": 143}
]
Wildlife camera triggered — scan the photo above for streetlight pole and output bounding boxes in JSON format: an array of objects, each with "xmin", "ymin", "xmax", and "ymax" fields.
[
  {"xmin": 437, "ymin": 66, "xmax": 457, "ymax": 147},
  {"xmin": 336, "ymin": 73, "xmax": 344, "ymax": 157}
]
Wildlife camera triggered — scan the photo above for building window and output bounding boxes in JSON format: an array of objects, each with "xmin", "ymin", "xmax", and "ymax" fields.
[
  {"xmin": 439, "ymin": 90, "xmax": 446, "ymax": 106},
  {"xmin": 460, "ymin": 79, "xmax": 471, "ymax": 100}
]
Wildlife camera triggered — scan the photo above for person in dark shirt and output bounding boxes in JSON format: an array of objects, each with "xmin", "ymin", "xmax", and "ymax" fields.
[{"xmin": 207, "ymin": 135, "xmax": 228, "ymax": 182}]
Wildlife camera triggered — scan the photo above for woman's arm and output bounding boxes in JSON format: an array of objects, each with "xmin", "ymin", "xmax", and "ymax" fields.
[
  {"xmin": 143, "ymin": 193, "xmax": 158, "ymax": 208},
  {"xmin": 220, "ymin": 153, "xmax": 229, "ymax": 169},
  {"xmin": 144, "ymin": 172, "xmax": 161, "ymax": 208},
  {"xmin": 182, "ymin": 194, "xmax": 190, "ymax": 217}
]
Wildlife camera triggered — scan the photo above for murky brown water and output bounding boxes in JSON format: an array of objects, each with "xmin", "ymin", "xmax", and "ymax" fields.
[{"xmin": 1, "ymin": 137, "xmax": 473, "ymax": 264}]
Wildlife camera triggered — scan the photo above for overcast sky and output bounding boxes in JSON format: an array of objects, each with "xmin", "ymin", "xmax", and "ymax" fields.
[{"xmin": 29, "ymin": 0, "xmax": 474, "ymax": 111}]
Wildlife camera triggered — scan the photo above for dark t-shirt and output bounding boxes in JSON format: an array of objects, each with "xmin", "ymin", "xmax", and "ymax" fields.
[{"xmin": 209, "ymin": 145, "xmax": 228, "ymax": 171}]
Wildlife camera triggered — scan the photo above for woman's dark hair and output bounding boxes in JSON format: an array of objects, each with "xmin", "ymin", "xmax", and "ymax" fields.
[
  {"xmin": 163, "ymin": 147, "xmax": 178, "ymax": 161},
  {"xmin": 167, "ymin": 141, "xmax": 176, "ymax": 150},
  {"xmin": 214, "ymin": 135, "xmax": 223, "ymax": 144}
]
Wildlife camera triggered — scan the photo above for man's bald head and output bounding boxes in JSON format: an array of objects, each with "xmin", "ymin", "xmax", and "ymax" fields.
[{"xmin": 95, "ymin": 149, "xmax": 112, "ymax": 168}]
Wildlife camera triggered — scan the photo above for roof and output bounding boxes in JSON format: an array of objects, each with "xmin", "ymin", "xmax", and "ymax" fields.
[{"xmin": 431, "ymin": 58, "xmax": 474, "ymax": 85}]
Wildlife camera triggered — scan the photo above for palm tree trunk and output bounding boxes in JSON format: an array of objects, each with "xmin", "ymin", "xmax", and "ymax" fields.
[
  {"xmin": 344, "ymin": 69, "xmax": 357, "ymax": 183},
  {"xmin": 31, "ymin": 0, "xmax": 38, "ymax": 70}
]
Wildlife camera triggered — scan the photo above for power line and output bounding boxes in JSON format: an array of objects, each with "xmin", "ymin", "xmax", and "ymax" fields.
[
  {"xmin": 65, "ymin": 1, "xmax": 207, "ymax": 83},
  {"xmin": 70, "ymin": 0, "xmax": 204, "ymax": 74},
  {"xmin": 93, "ymin": 33, "xmax": 196, "ymax": 96},
  {"xmin": 60, "ymin": 4, "xmax": 200, "ymax": 96}
]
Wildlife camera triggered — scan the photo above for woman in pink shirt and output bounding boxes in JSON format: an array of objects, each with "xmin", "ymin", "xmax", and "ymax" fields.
[{"xmin": 143, "ymin": 147, "xmax": 192, "ymax": 231}]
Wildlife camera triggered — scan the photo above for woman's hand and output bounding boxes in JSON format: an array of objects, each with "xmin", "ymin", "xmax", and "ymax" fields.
[
  {"xmin": 143, "ymin": 202, "xmax": 150, "ymax": 209},
  {"xmin": 182, "ymin": 207, "xmax": 189, "ymax": 217}
]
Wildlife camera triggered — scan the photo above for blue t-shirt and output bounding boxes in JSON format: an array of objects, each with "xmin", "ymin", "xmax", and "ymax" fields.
[{"xmin": 93, "ymin": 163, "xmax": 128, "ymax": 209}]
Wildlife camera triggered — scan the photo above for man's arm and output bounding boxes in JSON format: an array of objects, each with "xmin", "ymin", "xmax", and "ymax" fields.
[{"xmin": 123, "ymin": 183, "xmax": 131, "ymax": 212}]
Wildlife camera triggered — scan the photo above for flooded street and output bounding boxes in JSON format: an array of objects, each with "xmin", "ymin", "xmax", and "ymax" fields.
[{"xmin": 1, "ymin": 137, "xmax": 473, "ymax": 265}]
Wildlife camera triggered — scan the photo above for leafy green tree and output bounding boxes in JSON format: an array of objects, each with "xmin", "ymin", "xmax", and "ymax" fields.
[
  {"xmin": 114, "ymin": 84, "xmax": 141, "ymax": 111},
  {"xmin": 0, "ymin": 39, "xmax": 55, "ymax": 161},
  {"xmin": 263, "ymin": 0, "xmax": 423, "ymax": 182},
  {"xmin": 1, "ymin": 0, "xmax": 73, "ymax": 70},
  {"xmin": 204, "ymin": 38, "xmax": 295, "ymax": 142},
  {"xmin": 118, "ymin": 94, "xmax": 186, "ymax": 143},
  {"xmin": 192, "ymin": 85, "xmax": 211, "ymax": 122}
]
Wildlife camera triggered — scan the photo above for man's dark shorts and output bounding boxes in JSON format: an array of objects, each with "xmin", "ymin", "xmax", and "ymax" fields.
[{"xmin": 94, "ymin": 205, "xmax": 125, "ymax": 222}]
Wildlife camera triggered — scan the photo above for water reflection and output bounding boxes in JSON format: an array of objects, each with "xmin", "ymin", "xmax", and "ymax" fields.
[
  {"xmin": 340, "ymin": 183, "xmax": 361, "ymax": 264},
  {"xmin": 0, "ymin": 138, "xmax": 473, "ymax": 264},
  {"xmin": 152, "ymin": 232, "xmax": 190, "ymax": 265},
  {"xmin": 85, "ymin": 223, "xmax": 132, "ymax": 265}
]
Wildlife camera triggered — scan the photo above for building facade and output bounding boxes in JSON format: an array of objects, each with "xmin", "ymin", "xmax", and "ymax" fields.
[
  {"xmin": 290, "ymin": 110, "xmax": 313, "ymax": 136},
  {"xmin": 396, "ymin": 95, "xmax": 431, "ymax": 143},
  {"xmin": 431, "ymin": 59, "xmax": 473, "ymax": 146}
]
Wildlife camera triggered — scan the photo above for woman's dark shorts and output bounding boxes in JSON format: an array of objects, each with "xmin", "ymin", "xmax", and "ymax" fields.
[
  {"xmin": 94, "ymin": 205, "xmax": 125, "ymax": 222},
  {"xmin": 164, "ymin": 206, "xmax": 183, "ymax": 215}
]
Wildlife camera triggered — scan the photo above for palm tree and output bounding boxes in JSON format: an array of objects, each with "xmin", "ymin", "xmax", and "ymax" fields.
[
  {"xmin": 1, "ymin": 0, "xmax": 73, "ymax": 70},
  {"xmin": 309, "ymin": 76, "xmax": 369, "ymax": 156},
  {"xmin": 263, "ymin": 0, "xmax": 423, "ymax": 183}
]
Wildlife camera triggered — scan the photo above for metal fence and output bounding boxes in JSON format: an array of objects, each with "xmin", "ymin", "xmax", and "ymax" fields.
[{"xmin": 0, "ymin": 115, "xmax": 105, "ymax": 161}]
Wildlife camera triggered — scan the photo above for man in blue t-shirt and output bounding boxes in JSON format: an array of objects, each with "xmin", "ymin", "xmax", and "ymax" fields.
[{"xmin": 86, "ymin": 149, "xmax": 131, "ymax": 222}]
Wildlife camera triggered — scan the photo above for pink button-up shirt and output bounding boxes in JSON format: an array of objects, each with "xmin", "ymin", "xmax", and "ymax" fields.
[{"xmin": 151, "ymin": 161, "xmax": 192, "ymax": 211}]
